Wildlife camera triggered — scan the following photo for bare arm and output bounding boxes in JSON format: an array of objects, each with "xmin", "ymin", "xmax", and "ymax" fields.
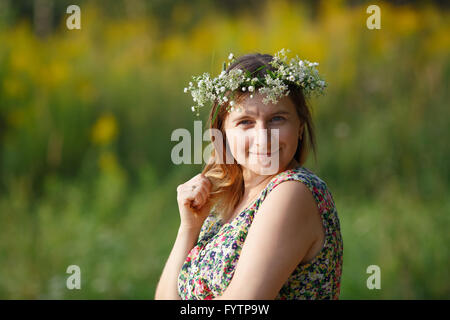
[
  {"xmin": 213, "ymin": 181, "xmax": 321, "ymax": 300},
  {"xmin": 155, "ymin": 173, "xmax": 212, "ymax": 300},
  {"xmin": 154, "ymin": 225, "xmax": 201, "ymax": 300}
]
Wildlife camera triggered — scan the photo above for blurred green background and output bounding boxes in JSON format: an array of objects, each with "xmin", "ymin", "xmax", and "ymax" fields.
[{"xmin": 0, "ymin": 0, "xmax": 448, "ymax": 299}]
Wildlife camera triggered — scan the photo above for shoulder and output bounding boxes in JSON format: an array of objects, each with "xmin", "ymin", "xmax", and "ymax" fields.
[
  {"xmin": 270, "ymin": 166, "xmax": 327, "ymax": 191},
  {"xmin": 254, "ymin": 166, "xmax": 326, "ymax": 233},
  {"xmin": 261, "ymin": 166, "xmax": 328, "ymax": 207},
  {"xmin": 216, "ymin": 168, "xmax": 323, "ymax": 299},
  {"xmin": 259, "ymin": 175, "xmax": 319, "ymax": 224}
]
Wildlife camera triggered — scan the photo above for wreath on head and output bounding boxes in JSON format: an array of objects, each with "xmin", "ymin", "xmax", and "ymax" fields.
[{"xmin": 184, "ymin": 48, "xmax": 327, "ymax": 124}]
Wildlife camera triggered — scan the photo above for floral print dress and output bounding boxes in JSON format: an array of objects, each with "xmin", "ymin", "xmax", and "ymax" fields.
[{"xmin": 177, "ymin": 166, "xmax": 343, "ymax": 300}]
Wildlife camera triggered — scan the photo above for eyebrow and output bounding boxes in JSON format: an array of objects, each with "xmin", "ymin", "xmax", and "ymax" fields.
[{"xmin": 232, "ymin": 110, "xmax": 291, "ymax": 123}]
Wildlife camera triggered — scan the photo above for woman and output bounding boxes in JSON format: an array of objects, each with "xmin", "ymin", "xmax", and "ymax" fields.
[{"xmin": 155, "ymin": 50, "xmax": 343, "ymax": 300}]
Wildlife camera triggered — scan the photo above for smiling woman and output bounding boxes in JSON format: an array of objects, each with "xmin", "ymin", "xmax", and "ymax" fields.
[
  {"xmin": 155, "ymin": 50, "xmax": 343, "ymax": 300},
  {"xmin": 223, "ymin": 93, "xmax": 304, "ymax": 177}
]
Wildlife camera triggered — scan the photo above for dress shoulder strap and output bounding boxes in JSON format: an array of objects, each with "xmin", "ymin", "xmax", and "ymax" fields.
[
  {"xmin": 260, "ymin": 167, "xmax": 326, "ymax": 201},
  {"xmin": 257, "ymin": 166, "xmax": 336, "ymax": 233}
]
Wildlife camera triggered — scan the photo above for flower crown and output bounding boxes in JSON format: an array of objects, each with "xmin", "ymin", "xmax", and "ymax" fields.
[{"xmin": 184, "ymin": 48, "xmax": 327, "ymax": 122}]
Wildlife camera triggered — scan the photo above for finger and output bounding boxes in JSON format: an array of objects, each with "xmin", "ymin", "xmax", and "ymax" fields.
[
  {"xmin": 186, "ymin": 186, "xmax": 201, "ymax": 207},
  {"xmin": 180, "ymin": 183, "xmax": 193, "ymax": 194},
  {"xmin": 195, "ymin": 174, "xmax": 211, "ymax": 192},
  {"xmin": 202, "ymin": 176, "xmax": 212, "ymax": 191},
  {"xmin": 197, "ymin": 184, "xmax": 210, "ymax": 202},
  {"xmin": 188, "ymin": 196, "xmax": 201, "ymax": 210},
  {"xmin": 193, "ymin": 188, "xmax": 206, "ymax": 207},
  {"xmin": 182, "ymin": 188, "xmax": 198, "ymax": 205},
  {"xmin": 183, "ymin": 183, "xmax": 200, "ymax": 195},
  {"xmin": 194, "ymin": 173, "xmax": 204, "ymax": 182}
]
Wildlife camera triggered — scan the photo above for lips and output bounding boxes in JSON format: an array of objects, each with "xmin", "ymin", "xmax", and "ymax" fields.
[{"xmin": 249, "ymin": 149, "xmax": 280, "ymax": 156}]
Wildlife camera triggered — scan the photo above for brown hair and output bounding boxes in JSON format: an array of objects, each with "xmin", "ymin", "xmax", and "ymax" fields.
[{"xmin": 201, "ymin": 52, "xmax": 317, "ymax": 221}]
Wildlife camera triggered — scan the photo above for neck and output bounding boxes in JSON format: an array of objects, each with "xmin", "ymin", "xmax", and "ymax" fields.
[{"xmin": 241, "ymin": 158, "xmax": 300, "ymax": 198}]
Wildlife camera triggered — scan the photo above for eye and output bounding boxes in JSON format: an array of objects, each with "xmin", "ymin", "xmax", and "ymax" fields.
[
  {"xmin": 271, "ymin": 116, "xmax": 285, "ymax": 122},
  {"xmin": 237, "ymin": 119, "xmax": 252, "ymax": 126}
]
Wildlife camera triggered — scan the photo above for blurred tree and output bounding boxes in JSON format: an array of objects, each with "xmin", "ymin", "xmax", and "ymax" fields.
[
  {"xmin": 33, "ymin": 0, "xmax": 53, "ymax": 37},
  {"xmin": 2, "ymin": 0, "xmax": 448, "ymax": 36}
]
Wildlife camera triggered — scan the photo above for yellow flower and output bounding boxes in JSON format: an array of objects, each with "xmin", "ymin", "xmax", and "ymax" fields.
[{"xmin": 91, "ymin": 113, "xmax": 118, "ymax": 145}]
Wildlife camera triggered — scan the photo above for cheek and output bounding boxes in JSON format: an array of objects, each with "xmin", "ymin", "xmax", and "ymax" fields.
[
  {"xmin": 276, "ymin": 128, "xmax": 300, "ymax": 153},
  {"xmin": 225, "ymin": 131, "xmax": 251, "ymax": 155},
  {"xmin": 283, "ymin": 132, "xmax": 299, "ymax": 146},
  {"xmin": 274, "ymin": 128, "xmax": 292, "ymax": 145}
]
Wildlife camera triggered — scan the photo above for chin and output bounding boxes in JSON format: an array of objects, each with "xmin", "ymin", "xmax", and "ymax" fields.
[{"xmin": 244, "ymin": 149, "xmax": 284, "ymax": 173}]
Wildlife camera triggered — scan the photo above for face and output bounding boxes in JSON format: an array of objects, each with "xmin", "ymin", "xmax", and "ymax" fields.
[{"xmin": 222, "ymin": 92, "xmax": 303, "ymax": 175}]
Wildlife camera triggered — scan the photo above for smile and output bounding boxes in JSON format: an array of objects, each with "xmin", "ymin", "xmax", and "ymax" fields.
[{"xmin": 249, "ymin": 149, "xmax": 280, "ymax": 156}]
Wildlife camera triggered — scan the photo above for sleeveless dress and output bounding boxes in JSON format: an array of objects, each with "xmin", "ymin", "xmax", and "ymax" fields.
[{"xmin": 177, "ymin": 166, "xmax": 343, "ymax": 300}]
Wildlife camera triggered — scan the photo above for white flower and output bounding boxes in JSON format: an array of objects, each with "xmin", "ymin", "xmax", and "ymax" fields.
[
  {"xmin": 191, "ymin": 106, "xmax": 195, "ymax": 112},
  {"xmin": 228, "ymin": 53, "xmax": 234, "ymax": 60},
  {"xmin": 185, "ymin": 49, "xmax": 326, "ymax": 115}
]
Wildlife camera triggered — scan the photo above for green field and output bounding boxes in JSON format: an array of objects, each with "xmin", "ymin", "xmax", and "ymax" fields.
[{"xmin": 0, "ymin": 0, "xmax": 448, "ymax": 299}]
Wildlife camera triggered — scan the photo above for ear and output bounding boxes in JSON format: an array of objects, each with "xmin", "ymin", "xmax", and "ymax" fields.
[{"xmin": 299, "ymin": 123, "xmax": 305, "ymax": 140}]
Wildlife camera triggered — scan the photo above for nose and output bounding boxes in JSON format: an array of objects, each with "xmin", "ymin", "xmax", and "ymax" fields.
[
  {"xmin": 255, "ymin": 128, "xmax": 269, "ymax": 148},
  {"xmin": 254, "ymin": 123, "xmax": 278, "ymax": 152}
]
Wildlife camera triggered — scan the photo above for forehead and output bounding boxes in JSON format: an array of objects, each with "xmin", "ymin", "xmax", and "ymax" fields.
[{"xmin": 226, "ymin": 93, "xmax": 296, "ymax": 120}]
